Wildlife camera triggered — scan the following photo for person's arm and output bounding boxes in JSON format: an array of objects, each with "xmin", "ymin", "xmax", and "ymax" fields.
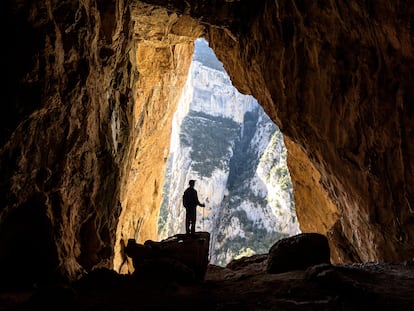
[
  {"xmin": 195, "ymin": 191, "xmax": 205, "ymax": 207},
  {"xmin": 198, "ymin": 198, "xmax": 205, "ymax": 207}
]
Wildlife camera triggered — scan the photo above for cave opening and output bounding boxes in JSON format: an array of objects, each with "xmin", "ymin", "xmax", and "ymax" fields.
[
  {"xmin": 1, "ymin": 0, "xmax": 413, "ymax": 298},
  {"xmin": 157, "ymin": 38, "xmax": 300, "ymax": 267}
]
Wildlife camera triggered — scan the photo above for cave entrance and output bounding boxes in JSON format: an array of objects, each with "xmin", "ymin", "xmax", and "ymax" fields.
[{"xmin": 157, "ymin": 38, "xmax": 300, "ymax": 266}]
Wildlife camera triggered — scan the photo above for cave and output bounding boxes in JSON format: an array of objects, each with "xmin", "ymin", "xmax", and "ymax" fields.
[{"xmin": 1, "ymin": 0, "xmax": 413, "ymax": 309}]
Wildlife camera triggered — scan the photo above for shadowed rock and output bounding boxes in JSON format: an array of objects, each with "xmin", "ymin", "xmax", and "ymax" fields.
[
  {"xmin": 125, "ymin": 232, "xmax": 210, "ymax": 284},
  {"xmin": 226, "ymin": 254, "xmax": 268, "ymax": 271},
  {"xmin": 267, "ymin": 233, "xmax": 331, "ymax": 273}
]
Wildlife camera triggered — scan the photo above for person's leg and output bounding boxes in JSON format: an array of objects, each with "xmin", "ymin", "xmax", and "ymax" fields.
[
  {"xmin": 185, "ymin": 210, "xmax": 191, "ymax": 235},
  {"xmin": 191, "ymin": 210, "xmax": 197, "ymax": 235}
]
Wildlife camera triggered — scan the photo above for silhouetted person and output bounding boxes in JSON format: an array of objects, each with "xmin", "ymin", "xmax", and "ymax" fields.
[{"xmin": 182, "ymin": 180, "xmax": 205, "ymax": 235}]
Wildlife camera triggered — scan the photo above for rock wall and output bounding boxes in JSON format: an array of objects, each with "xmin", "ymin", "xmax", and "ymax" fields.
[
  {"xmin": 0, "ymin": 0, "xmax": 203, "ymax": 283},
  {"xmin": 114, "ymin": 2, "xmax": 203, "ymax": 273},
  {"xmin": 205, "ymin": 0, "xmax": 414, "ymax": 262},
  {"xmin": 0, "ymin": 0, "xmax": 413, "ymax": 286},
  {"xmin": 1, "ymin": 0, "xmax": 135, "ymax": 285}
]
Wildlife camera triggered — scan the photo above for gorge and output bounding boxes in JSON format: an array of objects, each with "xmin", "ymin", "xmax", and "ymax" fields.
[{"xmin": 158, "ymin": 38, "xmax": 300, "ymax": 266}]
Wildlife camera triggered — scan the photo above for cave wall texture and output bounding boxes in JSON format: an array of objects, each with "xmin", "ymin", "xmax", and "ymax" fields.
[{"xmin": 0, "ymin": 0, "xmax": 413, "ymax": 287}]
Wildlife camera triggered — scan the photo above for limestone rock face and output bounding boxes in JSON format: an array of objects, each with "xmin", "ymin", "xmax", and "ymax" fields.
[
  {"xmin": 0, "ymin": 0, "xmax": 203, "ymax": 284},
  {"xmin": 1, "ymin": 0, "xmax": 135, "ymax": 285},
  {"xmin": 0, "ymin": 0, "xmax": 413, "ymax": 287},
  {"xmin": 204, "ymin": 0, "xmax": 414, "ymax": 263},
  {"xmin": 114, "ymin": 2, "xmax": 203, "ymax": 273}
]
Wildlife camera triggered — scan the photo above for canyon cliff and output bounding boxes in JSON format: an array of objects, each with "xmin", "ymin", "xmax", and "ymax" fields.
[{"xmin": 0, "ymin": 0, "xmax": 413, "ymax": 289}]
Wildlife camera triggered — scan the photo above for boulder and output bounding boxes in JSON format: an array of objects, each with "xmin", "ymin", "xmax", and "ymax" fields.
[
  {"xmin": 267, "ymin": 233, "xmax": 331, "ymax": 273},
  {"xmin": 125, "ymin": 232, "xmax": 210, "ymax": 283}
]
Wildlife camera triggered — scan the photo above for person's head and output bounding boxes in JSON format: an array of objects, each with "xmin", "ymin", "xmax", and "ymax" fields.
[{"xmin": 189, "ymin": 180, "xmax": 195, "ymax": 187}]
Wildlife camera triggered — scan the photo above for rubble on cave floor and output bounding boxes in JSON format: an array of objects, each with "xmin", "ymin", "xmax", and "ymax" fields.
[
  {"xmin": 3, "ymin": 259, "xmax": 413, "ymax": 310},
  {"xmin": 1, "ymin": 234, "xmax": 414, "ymax": 310}
]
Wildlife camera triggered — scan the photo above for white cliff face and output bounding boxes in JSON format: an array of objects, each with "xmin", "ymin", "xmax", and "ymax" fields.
[
  {"xmin": 257, "ymin": 132, "xmax": 299, "ymax": 234},
  {"xmin": 189, "ymin": 62, "xmax": 257, "ymax": 123},
  {"xmin": 159, "ymin": 38, "xmax": 300, "ymax": 266},
  {"xmin": 187, "ymin": 39, "xmax": 256, "ymax": 123}
]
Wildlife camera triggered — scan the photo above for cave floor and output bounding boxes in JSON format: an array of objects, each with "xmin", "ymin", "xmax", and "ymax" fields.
[{"xmin": 1, "ymin": 261, "xmax": 414, "ymax": 310}]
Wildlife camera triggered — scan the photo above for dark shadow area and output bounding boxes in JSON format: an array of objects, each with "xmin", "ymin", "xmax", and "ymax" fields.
[
  {"xmin": 125, "ymin": 232, "xmax": 210, "ymax": 284},
  {"xmin": 0, "ymin": 194, "xmax": 59, "ymax": 291}
]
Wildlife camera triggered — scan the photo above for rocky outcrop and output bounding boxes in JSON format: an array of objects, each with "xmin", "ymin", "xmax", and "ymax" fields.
[
  {"xmin": 125, "ymin": 232, "xmax": 210, "ymax": 283},
  {"xmin": 267, "ymin": 233, "xmax": 331, "ymax": 274},
  {"xmin": 0, "ymin": 0, "xmax": 413, "ymax": 288}
]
